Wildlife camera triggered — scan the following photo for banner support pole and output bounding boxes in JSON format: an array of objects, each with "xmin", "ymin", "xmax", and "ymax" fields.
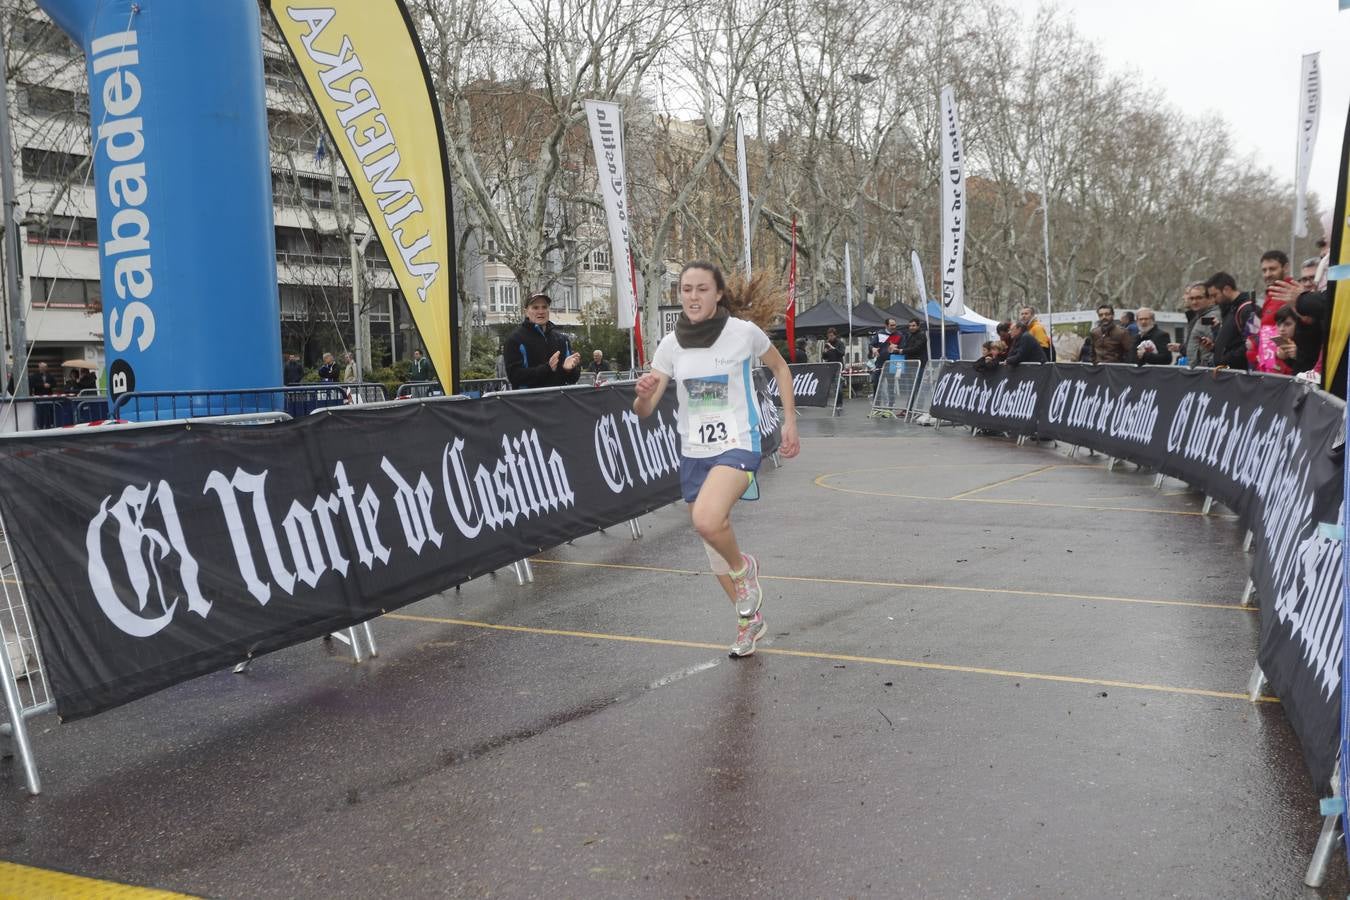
[{"xmin": 0, "ymin": 628, "xmax": 40, "ymax": 794}]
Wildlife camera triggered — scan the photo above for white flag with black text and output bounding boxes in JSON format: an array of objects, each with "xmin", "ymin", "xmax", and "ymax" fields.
[{"xmin": 939, "ymin": 86, "xmax": 967, "ymax": 317}]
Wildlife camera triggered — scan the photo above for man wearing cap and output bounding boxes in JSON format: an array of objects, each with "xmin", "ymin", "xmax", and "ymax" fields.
[{"xmin": 505, "ymin": 292, "xmax": 582, "ymax": 389}]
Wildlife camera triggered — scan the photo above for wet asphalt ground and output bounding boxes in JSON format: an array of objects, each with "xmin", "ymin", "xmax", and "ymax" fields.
[{"xmin": 1, "ymin": 397, "xmax": 1345, "ymax": 898}]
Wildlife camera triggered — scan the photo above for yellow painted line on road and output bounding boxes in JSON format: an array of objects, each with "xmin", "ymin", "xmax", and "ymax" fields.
[
  {"xmin": 529, "ymin": 558, "xmax": 1255, "ymax": 613},
  {"xmin": 385, "ymin": 612, "xmax": 1276, "ymax": 704},
  {"xmin": 948, "ymin": 464, "xmax": 1058, "ymax": 499},
  {"xmin": 0, "ymin": 861, "xmax": 196, "ymax": 899},
  {"xmin": 814, "ymin": 471, "xmax": 1237, "ymax": 519}
]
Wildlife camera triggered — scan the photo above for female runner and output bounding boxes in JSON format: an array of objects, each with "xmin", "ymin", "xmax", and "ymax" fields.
[{"xmin": 633, "ymin": 261, "xmax": 800, "ymax": 657}]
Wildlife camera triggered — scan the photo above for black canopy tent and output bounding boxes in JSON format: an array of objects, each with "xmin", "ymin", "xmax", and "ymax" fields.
[
  {"xmin": 882, "ymin": 301, "xmax": 927, "ymax": 323},
  {"xmin": 768, "ymin": 299, "xmax": 888, "ymax": 337}
]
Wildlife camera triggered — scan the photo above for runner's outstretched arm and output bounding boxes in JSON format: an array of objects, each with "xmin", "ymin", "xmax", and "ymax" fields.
[
  {"xmin": 632, "ymin": 370, "xmax": 670, "ymax": 418},
  {"xmin": 760, "ymin": 347, "xmax": 800, "ymax": 459}
]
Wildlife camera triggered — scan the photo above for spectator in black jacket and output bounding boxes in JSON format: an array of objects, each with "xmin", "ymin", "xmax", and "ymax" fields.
[
  {"xmin": 283, "ymin": 353, "xmax": 304, "ymax": 385},
  {"xmin": 1005, "ymin": 322, "xmax": 1048, "ymax": 367},
  {"xmin": 1202, "ymin": 272, "xmax": 1255, "ymax": 370},
  {"xmin": 1132, "ymin": 308, "xmax": 1173, "ymax": 366},
  {"xmin": 900, "ymin": 319, "xmax": 929, "ymax": 366},
  {"xmin": 505, "ymin": 293, "xmax": 582, "ymax": 389}
]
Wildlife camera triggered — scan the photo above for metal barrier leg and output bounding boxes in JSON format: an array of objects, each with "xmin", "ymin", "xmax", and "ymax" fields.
[
  {"xmin": 362, "ymin": 621, "xmax": 379, "ymax": 658},
  {"xmin": 629, "ymin": 518, "xmax": 643, "ymax": 540},
  {"xmin": 512, "ymin": 561, "xmax": 527, "ymax": 586},
  {"xmin": 1240, "ymin": 579, "xmax": 1256, "ymax": 607},
  {"xmin": 1304, "ymin": 813, "xmax": 1342, "ymax": 888},
  {"xmin": 0, "ymin": 635, "xmax": 41, "ymax": 794},
  {"xmin": 1247, "ymin": 664, "xmax": 1268, "ymax": 702},
  {"xmin": 1153, "ymin": 472, "xmax": 1164, "ymax": 489},
  {"xmin": 346, "ymin": 627, "xmax": 365, "ymax": 663},
  {"xmin": 1107, "ymin": 456, "xmax": 1117, "ymax": 472},
  {"xmin": 1068, "ymin": 445, "xmax": 1079, "ymax": 459},
  {"xmin": 1306, "ymin": 767, "xmax": 1343, "ymax": 888},
  {"xmin": 521, "ymin": 558, "xmax": 535, "ymax": 583},
  {"xmin": 771, "ymin": 452, "xmax": 782, "ymax": 468},
  {"xmin": 1242, "ymin": 530, "xmax": 1254, "ymax": 553},
  {"xmin": 1202, "ymin": 496, "xmax": 1214, "ymax": 516}
]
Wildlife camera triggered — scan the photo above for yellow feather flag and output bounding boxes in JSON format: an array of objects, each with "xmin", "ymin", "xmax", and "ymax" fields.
[
  {"xmin": 1323, "ymin": 99, "xmax": 1350, "ymax": 398},
  {"xmin": 268, "ymin": 2, "xmax": 458, "ymax": 392}
]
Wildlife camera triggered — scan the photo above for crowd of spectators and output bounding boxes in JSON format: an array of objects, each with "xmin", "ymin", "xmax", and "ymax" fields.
[{"xmin": 970, "ymin": 244, "xmax": 1331, "ymax": 381}]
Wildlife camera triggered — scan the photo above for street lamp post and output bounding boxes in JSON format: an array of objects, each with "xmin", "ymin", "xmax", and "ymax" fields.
[
  {"xmin": 472, "ymin": 300, "xmax": 487, "ymax": 342},
  {"xmin": 849, "ymin": 71, "xmax": 876, "ymax": 308}
]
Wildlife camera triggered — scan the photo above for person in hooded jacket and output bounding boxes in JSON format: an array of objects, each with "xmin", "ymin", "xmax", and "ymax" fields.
[{"xmin": 504, "ymin": 293, "xmax": 582, "ymax": 389}]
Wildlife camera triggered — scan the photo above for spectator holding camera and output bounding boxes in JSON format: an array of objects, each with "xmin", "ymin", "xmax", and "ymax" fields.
[
  {"xmin": 1133, "ymin": 308, "xmax": 1172, "ymax": 366},
  {"xmin": 1172, "ymin": 282, "xmax": 1218, "ymax": 368},
  {"xmin": 1265, "ymin": 277, "xmax": 1328, "ymax": 376},
  {"xmin": 1201, "ymin": 272, "xmax": 1256, "ymax": 370}
]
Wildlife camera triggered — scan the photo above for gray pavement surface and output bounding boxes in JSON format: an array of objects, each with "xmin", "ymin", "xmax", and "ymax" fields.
[{"xmin": 0, "ymin": 397, "xmax": 1344, "ymax": 898}]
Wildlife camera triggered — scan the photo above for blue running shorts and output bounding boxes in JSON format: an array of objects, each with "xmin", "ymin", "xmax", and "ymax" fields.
[{"xmin": 680, "ymin": 448, "xmax": 762, "ymax": 503}]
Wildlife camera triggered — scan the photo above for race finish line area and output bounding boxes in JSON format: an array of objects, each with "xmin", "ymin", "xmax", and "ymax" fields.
[{"xmin": 2, "ymin": 411, "xmax": 1338, "ymax": 898}]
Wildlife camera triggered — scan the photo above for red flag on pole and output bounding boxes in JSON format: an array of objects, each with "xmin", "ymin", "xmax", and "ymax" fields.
[
  {"xmin": 629, "ymin": 254, "xmax": 646, "ymax": 368},
  {"xmin": 786, "ymin": 215, "xmax": 798, "ymax": 361}
]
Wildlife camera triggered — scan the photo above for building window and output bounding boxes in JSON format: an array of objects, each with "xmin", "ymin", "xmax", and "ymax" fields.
[
  {"xmin": 30, "ymin": 277, "xmax": 99, "ymax": 311},
  {"xmin": 484, "ymin": 238, "xmax": 498, "ymax": 262},
  {"xmin": 271, "ymin": 170, "xmax": 338, "ymax": 210},
  {"xmin": 23, "ymin": 85, "xmax": 87, "ymax": 118},
  {"xmin": 15, "ymin": 19, "xmax": 75, "ymax": 55},
  {"xmin": 278, "ymin": 284, "xmax": 350, "ymax": 322},
  {"xmin": 584, "ymin": 248, "xmax": 611, "ymax": 272},
  {"xmin": 262, "ymin": 54, "xmax": 300, "ymax": 93},
  {"xmin": 21, "ymin": 148, "xmax": 89, "ymax": 183},
  {"xmin": 489, "ymin": 281, "xmax": 520, "ymax": 313},
  {"xmin": 27, "ymin": 214, "xmax": 97, "ymax": 245}
]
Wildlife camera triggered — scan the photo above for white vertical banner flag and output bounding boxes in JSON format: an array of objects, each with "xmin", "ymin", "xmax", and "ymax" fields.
[
  {"xmin": 736, "ymin": 114, "xmax": 753, "ymax": 278},
  {"xmin": 844, "ymin": 242, "xmax": 854, "ymax": 333},
  {"xmin": 910, "ymin": 248, "xmax": 930, "ymax": 319},
  {"xmin": 1293, "ymin": 53, "xmax": 1322, "ymax": 239},
  {"xmin": 584, "ymin": 100, "xmax": 637, "ymax": 329},
  {"xmin": 939, "ymin": 85, "xmax": 967, "ymax": 318}
]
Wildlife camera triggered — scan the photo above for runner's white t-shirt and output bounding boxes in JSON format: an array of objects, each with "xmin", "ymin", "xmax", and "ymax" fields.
[{"xmin": 650, "ymin": 317, "xmax": 771, "ymax": 459}]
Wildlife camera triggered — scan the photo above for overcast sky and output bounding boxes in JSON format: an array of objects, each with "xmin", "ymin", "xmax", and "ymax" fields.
[{"xmin": 1007, "ymin": 0, "xmax": 1350, "ymax": 232}]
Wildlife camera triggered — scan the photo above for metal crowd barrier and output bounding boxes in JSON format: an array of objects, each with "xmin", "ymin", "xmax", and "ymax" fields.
[
  {"xmin": 111, "ymin": 383, "xmax": 388, "ymax": 420},
  {"xmin": 0, "ymin": 394, "xmax": 112, "ymax": 432},
  {"xmin": 395, "ymin": 381, "xmax": 445, "ymax": 400},
  {"xmin": 869, "ymin": 359, "xmax": 927, "ymax": 418}
]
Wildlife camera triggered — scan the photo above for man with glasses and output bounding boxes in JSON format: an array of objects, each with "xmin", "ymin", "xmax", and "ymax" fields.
[
  {"xmin": 1299, "ymin": 257, "xmax": 1319, "ymax": 291},
  {"xmin": 1133, "ymin": 307, "xmax": 1172, "ymax": 366},
  {"xmin": 1171, "ymin": 282, "xmax": 1218, "ymax": 367}
]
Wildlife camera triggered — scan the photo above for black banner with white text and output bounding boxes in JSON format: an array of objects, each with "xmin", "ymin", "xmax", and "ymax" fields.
[
  {"xmin": 932, "ymin": 362, "xmax": 1345, "ymax": 787},
  {"xmin": 0, "ymin": 384, "xmax": 784, "ymax": 721},
  {"xmin": 764, "ymin": 363, "xmax": 842, "ymax": 409}
]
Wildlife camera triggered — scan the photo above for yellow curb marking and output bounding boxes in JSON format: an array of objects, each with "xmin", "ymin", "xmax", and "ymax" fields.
[
  {"xmin": 529, "ymin": 558, "xmax": 1255, "ymax": 613},
  {"xmin": 385, "ymin": 613, "xmax": 1276, "ymax": 704},
  {"xmin": 0, "ymin": 861, "xmax": 197, "ymax": 899}
]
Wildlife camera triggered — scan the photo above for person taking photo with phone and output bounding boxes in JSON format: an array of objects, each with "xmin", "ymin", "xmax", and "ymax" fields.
[{"xmin": 1173, "ymin": 282, "xmax": 1219, "ymax": 368}]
